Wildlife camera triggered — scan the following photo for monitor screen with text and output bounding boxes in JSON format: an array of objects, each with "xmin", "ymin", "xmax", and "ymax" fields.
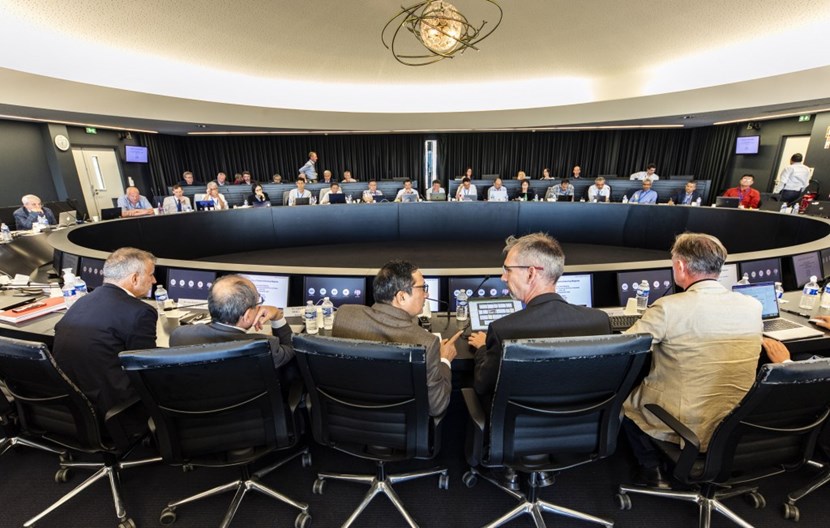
[
  {"xmin": 238, "ymin": 273, "xmax": 290, "ymax": 308},
  {"xmin": 792, "ymin": 252, "xmax": 822, "ymax": 288},
  {"xmin": 557, "ymin": 274, "xmax": 593, "ymax": 307}
]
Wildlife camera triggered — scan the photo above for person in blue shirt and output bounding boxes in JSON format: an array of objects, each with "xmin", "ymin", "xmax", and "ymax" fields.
[
  {"xmin": 117, "ymin": 186, "xmax": 154, "ymax": 217},
  {"xmin": 629, "ymin": 179, "xmax": 658, "ymax": 204},
  {"xmin": 298, "ymin": 151, "xmax": 318, "ymax": 182},
  {"xmin": 13, "ymin": 194, "xmax": 57, "ymax": 230}
]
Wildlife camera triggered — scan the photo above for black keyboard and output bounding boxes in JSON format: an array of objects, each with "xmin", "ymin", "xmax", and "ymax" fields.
[
  {"xmin": 609, "ymin": 314, "xmax": 641, "ymax": 332},
  {"xmin": 764, "ymin": 318, "xmax": 802, "ymax": 332}
]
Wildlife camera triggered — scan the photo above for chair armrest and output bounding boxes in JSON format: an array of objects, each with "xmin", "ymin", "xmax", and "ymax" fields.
[
  {"xmin": 104, "ymin": 396, "xmax": 141, "ymax": 423},
  {"xmin": 462, "ymin": 388, "xmax": 485, "ymax": 433},
  {"xmin": 645, "ymin": 403, "xmax": 701, "ymax": 479},
  {"xmin": 288, "ymin": 380, "xmax": 304, "ymax": 413},
  {"xmin": 462, "ymin": 387, "xmax": 487, "ymax": 467},
  {"xmin": 104, "ymin": 396, "xmax": 145, "ymax": 451}
]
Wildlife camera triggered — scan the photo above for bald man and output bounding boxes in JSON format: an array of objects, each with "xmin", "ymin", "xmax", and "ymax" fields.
[
  {"xmin": 117, "ymin": 186, "xmax": 154, "ymax": 217},
  {"xmin": 13, "ymin": 194, "xmax": 57, "ymax": 230}
]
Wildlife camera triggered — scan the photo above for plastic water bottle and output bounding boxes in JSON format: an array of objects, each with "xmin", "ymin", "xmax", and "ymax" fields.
[
  {"xmin": 635, "ymin": 280, "xmax": 650, "ymax": 312},
  {"xmin": 243, "ymin": 199, "xmax": 249, "ymax": 207},
  {"xmin": 775, "ymin": 282, "xmax": 785, "ymax": 305},
  {"xmin": 799, "ymin": 276, "xmax": 820, "ymax": 310},
  {"xmin": 738, "ymin": 273, "xmax": 750, "ymax": 285},
  {"xmin": 304, "ymin": 301, "xmax": 318, "ymax": 334},
  {"xmin": 456, "ymin": 290, "xmax": 469, "ymax": 322},
  {"xmin": 154, "ymin": 285, "xmax": 168, "ymax": 311},
  {"xmin": 157, "ymin": 202, "xmax": 163, "ymax": 215},
  {"xmin": 820, "ymin": 283, "xmax": 830, "ymax": 310},
  {"xmin": 780, "ymin": 202, "xmax": 788, "ymax": 213},
  {"xmin": 694, "ymin": 197, "xmax": 702, "ymax": 207},
  {"xmin": 61, "ymin": 269, "xmax": 78, "ymax": 308},
  {"xmin": 792, "ymin": 203, "xmax": 800, "ymax": 215},
  {"xmin": 73, "ymin": 275, "xmax": 88, "ymax": 298},
  {"xmin": 321, "ymin": 297, "xmax": 334, "ymax": 330},
  {"xmin": 622, "ymin": 195, "xmax": 629, "ymax": 204},
  {"xmin": 0, "ymin": 223, "xmax": 10, "ymax": 242}
]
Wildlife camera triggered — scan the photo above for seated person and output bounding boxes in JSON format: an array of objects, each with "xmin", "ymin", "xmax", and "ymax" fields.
[
  {"xmin": 630, "ymin": 163, "xmax": 660, "ymax": 181},
  {"xmin": 463, "ymin": 167, "xmax": 474, "ymax": 179},
  {"xmin": 215, "ymin": 172, "xmax": 229, "ymax": 187},
  {"xmin": 362, "ymin": 179, "xmax": 385, "ymax": 202},
  {"xmin": 513, "ymin": 179, "xmax": 537, "ymax": 201},
  {"xmin": 248, "ymin": 183, "xmax": 270, "ymax": 206},
  {"xmin": 170, "ymin": 275, "xmax": 294, "ymax": 369},
  {"xmin": 178, "ymin": 171, "xmax": 201, "ymax": 186},
  {"xmin": 540, "ymin": 168, "xmax": 553, "ymax": 180},
  {"xmin": 233, "ymin": 172, "xmax": 244, "ymax": 184},
  {"xmin": 587, "ymin": 177, "xmax": 611, "ymax": 202},
  {"xmin": 13, "ymin": 194, "xmax": 57, "ymax": 230},
  {"xmin": 320, "ymin": 182, "xmax": 344, "ymax": 204},
  {"xmin": 426, "ymin": 179, "xmax": 446, "ymax": 200},
  {"xmin": 287, "ymin": 177, "xmax": 312, "ymax": 205},
  {"xmin": 723, "ymin": 174, "xmax": 761, "ymax": 209},
  {"xmin": 272, "ymin": 173, "xmax": 283, "ymax": 184},
  {"xmin": 546, "ymin": 179, "xmax": 574, "ymax": 201},
  {"xmin": 395, "ymin": 179, "xmax": 419, "ymax": 201},
  {"xmin": 332, "ymin": 260, "xmax": 462, "ymax": 416},
  {"xmin": 341, "ymin": 170, "xmax": 358, "ymax": 183},
  {"xmin": 515, "ymin": 170, "xmax": 528, "ymax": 180},
  {"xmin": 629, "ymin": 179, "xmax": 658, "ymax": 204},
  {"xmin": 202, "ymin": 181, "xmax": 229, "ymax": 210},
  {"xmin": 570, "ymin": 165, "xmax": 583, "ymax": 179},
  {"xmin": 668, "ymin": 180, "xmax": 702, "ymax": 205},
  {"xmin": 487, "ymin": 178, "xmax": 509, "ymax": 201},
  {"xmin": 237, "ymin": 171, "xmax": 254, "ymax": 186},
  {"xmin": 162, "ymin": 184, "xmax": 192, "ymax": 213},
  {"xmin": 118, "ymin": 186, "xmax": 155, "ymax": 217},
  {"xmin": 456, "ymin": 177, "xmax": 478, "ymax": 201},
  {"xmin": 320, "ymin": 170, "xmax": 335, "ymax": 184}
]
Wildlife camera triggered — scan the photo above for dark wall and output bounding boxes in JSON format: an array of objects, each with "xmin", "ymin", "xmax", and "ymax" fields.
[
  {"xmin": 0, "ymin": 120, "xmax": 56, "ymax": 206},
  {"xmin": 806, "ymin": 112, "xmax": 830, "ymax": 195}
]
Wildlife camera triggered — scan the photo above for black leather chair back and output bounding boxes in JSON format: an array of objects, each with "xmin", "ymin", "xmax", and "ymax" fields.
[
  {"xmin": 0, "ymin": 336, "xmax": 105, "ymax": 451},
  {"xmin": 120, "ymin": 339, "xmax": 292, "ymax": 464},
  {"xmin": 488, "ymin": 334, "xmax": 652, "ymax": 470},
  {"xmin": 292, "ymin": 334, "xmax": 432, "ymax": 460}
]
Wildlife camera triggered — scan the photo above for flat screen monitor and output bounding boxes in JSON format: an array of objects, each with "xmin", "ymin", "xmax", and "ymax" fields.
[
  {"xmin": 735, "ymin": 135, "xmax": 760, "ymax": 155},
  {"xmin": 79, "ymin": 257, "xmax": 105, "ymax": 290},
  {"xmin": 238, "ymin": 273, "xmax": 290, "ymax": 308},
  {"xmin": 423, "ymin": 277, "xmax": 442, "ymax": 313},
  {"xmin": 716, "ymin": 263, "xmax": 739, "ymax": 289},
  {"xmin": 167, "ymin": 268, "xmax": 216, "ymax": 305},
  {"xmin": 60, "ymin": 253, "xmax": 79, "ymax": 276},
  {"xmin": 557, "ymin": 274, "xmax": 593, "ymax": 307},
  {"xmin": 822, "ymin": 249, "xmax": 830, "ymax": 279},
  {"xmin": 738, "ymin": 258, "xmax": 782, "ymax": 284},
  {"xmin": 125, "ymin": 145, "xmax": 148, "ymax": 163},
  {"xmin": 792, "ymin": 252, "xmax": 822, "ymax": 288},
  {"xmin": 616, "ymin": 269, "xmax": 675, "ymax": 307},
  {"xmin": 448, "ymin": 277, "xmax": 509, "ymax": 312},
  {"xmin": 304, "ymin": 276, "xmax": 365, "ymax": 308}
]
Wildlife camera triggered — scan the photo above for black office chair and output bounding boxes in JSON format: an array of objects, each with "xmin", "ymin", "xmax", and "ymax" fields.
[
  {"xmin": 0, "ymin": 335, "xmax": 159, "ymax": 528},
  {"xmin": 120, "ymin": 339, "xmax": 311, "ymax": 528},
  {"xmin": 293, "ymin": 334, "xmax": 449, "ymax": 528},
  {"xmin": 462, "ymin": 333, "xmax": 652, "ymax": 528},
  {"xmin": 0, "ymin": 389, "xmax": 69, "ymax": 460},
  {"xmin": 617, "ymin": 357, "xmax": 830, "ymax": 528}
]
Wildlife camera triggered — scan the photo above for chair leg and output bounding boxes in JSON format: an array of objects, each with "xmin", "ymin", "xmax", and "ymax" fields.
[
  {"xmin": 618, "ymin": 484, "xmax": 755, "ymax": 528},
  {"xmin": 250, "ymin": 479, "xmax": 310, "ymax": 513},
  {"xmin": 710, "ymin": 499, "xmax": 754, "ymax": 528},
  {"xmin": 11, "ymin": 436, "xmax": 68, "ymax": 457},
  {"xmin": 219, "ymin": 485, "xmax": 248, "ymax": 528},
  {"xmin": 537, "ymin": 499, "xmax": 613, "ymax": 527},
  {"xmin": 24, "ymin": 465, "xmax": 109, "ymax": 527},
  {"xmin": 482, "ymin": 501, "xmax": 532, "ymax": 528},
  {"xmin": 787, "ymin": 463, "xmax": 830, "ymax": 505},
  {"xmin": 167, "ymin": 480, "xmax": 244, "ymax": 510},
  {"xmin": 342, "ymin": 481, "xmax": 384, "ymax": 528},
  {"xmin": 382, "ymin": 481, "xmax": 418, "ymax": 528},
  {"xmin": 106, "ymin": 465, "xmax": 129, "ymax": 523}
]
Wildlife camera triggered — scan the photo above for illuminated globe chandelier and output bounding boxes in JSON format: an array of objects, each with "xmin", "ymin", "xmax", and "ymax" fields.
[{"xmin": 382, "ymin": 1, "xmax": 503, "ymax": 66}]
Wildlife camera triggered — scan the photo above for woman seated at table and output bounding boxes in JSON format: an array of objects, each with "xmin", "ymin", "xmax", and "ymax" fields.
[
  {"xmin": 513, "ymin": 179, "xmax": 537, "ymax": 201},
  {"xmin": 204, "ymin": 181, "xmax": 229, "ymax": 210},
  {"xmin": 248, "ymin": 183, "xmax": 271, "ymax": 206}
]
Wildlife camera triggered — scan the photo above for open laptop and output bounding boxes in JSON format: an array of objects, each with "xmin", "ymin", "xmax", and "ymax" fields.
[
  {"xmin": 100, "ymin": 207, "xmax": 122, "ymax": 220},
  {"xmin": 428, "ymin": 192, "xmax": 446, "ymax": 202},
  {"xmin": 327, "ymin": 193, "xmax": 347, "ymax": 204},
  {"xmin": 715, "ymin": 196, "xmax": 740, "ymax": 208},
  {"xmin": 58, "ymin": 210, "xmax": 78, "ymax": 226},
  {"xmin": 400, "ymin": 193, "xmax": 418, "ymax": 203},
  {"xmin": 294, "ymin": 197, "xmax": 310, "ymax": 206},
  {"xmin": 732, "ymin": 282, "xmax": 824, "ymax": 340},
  {"xmin": 469, "ymin": 298, "xmax": 523, "ymax": 331}
]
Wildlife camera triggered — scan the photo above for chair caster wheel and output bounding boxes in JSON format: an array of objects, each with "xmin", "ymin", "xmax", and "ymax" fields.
[
  {"xmin": 745, "ymin": 491, "xmax": 766, "ymax": 509},
  {"xmin": 117, "ymin": 518, "xmax": 136, "ymax": 528},
  {"xmin": 54, "ymin": 467, "xmax": 71, "ymax": 483},
  {"xmin": 59, "ymin": 453, "xmax": 73, "ymax": 463},
  {"xmin": 181, "ymin": 464, "xmax": 194, "ymax": 472},
  {"xmin": 615, "ymin": 493, "xmax": 632, "ymax": 510},
  {"xmin": 312, "ymin": 478, "xmax": 325, "ymax": 494},
  {"xmin": 159, "ymin": 507, "xmax": 177, "ymax": 525},
  {"xmin": 783, "ymin": 502, "xmax": 800, "ymax": 522},
  {"xmin": 438, "ymin": 472, "xmax": 449, "ymax": 490},
  {"xmin": 294, "ymin": 511, "xmax": 311, "ymax": 528},
  {"xmin": 462, "ymin": 471, "xmax": 478, "ymax": 488},
  {"xmin": 301, "ymin": 452, "xmax": 312, "ymax": 468}
]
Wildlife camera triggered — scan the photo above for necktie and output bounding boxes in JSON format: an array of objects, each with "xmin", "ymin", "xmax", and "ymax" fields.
[{"xmin": 177, "ymin": 200, "xmax": 182, "ymax": 212}]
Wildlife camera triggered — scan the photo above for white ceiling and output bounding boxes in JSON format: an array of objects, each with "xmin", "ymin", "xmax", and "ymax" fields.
[{"xmin": 1, "ymin": 0, "xmax": 829, "ymax": 134}]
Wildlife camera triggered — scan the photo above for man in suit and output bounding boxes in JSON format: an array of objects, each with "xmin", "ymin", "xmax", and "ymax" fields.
[
  {"xmin": 333, "ymin": 260, "xmax": 462, "ymax": 416},
  {"xmin": 53, "ymin": 247, "xmax": 158, "ymax": 430},
  {"xmin": 468, "ymin": 233, "xmax": 612, "ymax": 399},
  {"xmin": 668, "ymin": 180, "xmax": 702, "ymax": 205},
  {"xmin": 622, "ymin": 233, "xmax": 763, "ymax": 488},
  {"xmin": 169, "ymin": 275, "xmax": 294, "ymax": 370},
  {"xmin": 13, "ymin": 194, "xmax": 57, "ymax": 230},
  {"xmin": 162, "ymin": 184, "xmax": 192, "ymax": 213}
]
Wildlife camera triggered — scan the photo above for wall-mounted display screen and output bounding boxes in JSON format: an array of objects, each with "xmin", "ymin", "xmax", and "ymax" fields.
[
  {"xmin": 167, "ymin": 268, "xmax": 216, "ymax": 304},
  {"xmin": 125, "ymin": 145, "xmax": 148, "ymax": 163},
  {"xmin": 735, "ymin": 135, "xmax": 760, "ymax": 155},
  {"xmin": 303, "ymin": 276, "xmax": 365, "ymax": 308},
  {"xmin": 616, "ymin": 269, "xmax": 675, "ymax": 306},
  {"xmin": 738, "ymin": 258, "xmax": 782, "ymax": 284}
]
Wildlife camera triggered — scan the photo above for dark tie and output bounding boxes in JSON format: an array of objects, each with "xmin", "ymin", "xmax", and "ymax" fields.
[{"xmin": 177, "ymin": 200, "xmax": 182, "ymax": 212}]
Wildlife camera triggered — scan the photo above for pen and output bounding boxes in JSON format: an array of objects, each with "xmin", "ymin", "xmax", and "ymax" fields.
[{"xmin": 781, "ymin": 308, "xmax": 811, "ymax": 318}]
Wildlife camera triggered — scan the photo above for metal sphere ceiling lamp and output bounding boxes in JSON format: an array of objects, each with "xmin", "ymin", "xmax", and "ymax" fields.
[{"xmin": 382, "ymin": 1, "xmax": 503, "ymax": 66}]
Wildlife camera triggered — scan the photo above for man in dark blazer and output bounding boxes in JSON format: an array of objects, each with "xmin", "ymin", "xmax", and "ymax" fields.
[
  {"xmin": 53, "ymin": 247, "xmax": 158, "ymax": 424},
  {"xmin": 169, "ymin": 275, "xmax": 294, "ymax": 369},
  {"xmin": 469, "ymin": 233, "xmax": 612, "ymax": 398},
  {"xmin": 668, "ymin": 180, "xmax": 703, "ymax": 206}
]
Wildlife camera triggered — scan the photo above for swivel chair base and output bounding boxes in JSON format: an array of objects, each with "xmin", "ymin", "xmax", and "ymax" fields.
[
  {"xmin": 617, "ymin": 482, "xmax": 763, "ymax": 528},
  {"xmin": 463, "ymin": 466, "xmax": 613, "ymax": 528},
  {"xmin": 313, "ymin": 460, "xmax": 449, "ymax": 528},
  {"xmin": 783, "ymin": 459, "xmax": 830, "ymax": 522},
  {"xmin": 159, "ymin": 447, "xmax": 312, "ymax": 528},
  {"xmin": 24, "ymin": 454, "xmax": 162, "ymax": 528},
  {"xmin": 0, "ymin": 435, "xmax": 67, "ymax": 459}
]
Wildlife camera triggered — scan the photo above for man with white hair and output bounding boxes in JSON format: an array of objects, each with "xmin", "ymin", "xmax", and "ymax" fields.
[
  {"xmin": 13, "ymin": 194, "xmax": 57, "ymax": 230},
  {"xmin": 117, "ymin": 186, "xmax": 154, "ymax": 217}
]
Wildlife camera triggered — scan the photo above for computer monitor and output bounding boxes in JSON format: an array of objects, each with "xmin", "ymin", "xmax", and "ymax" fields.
[
  {"xmin": 427, "ymin": 192, "xmax": 446, "ymax": 202},
  {"xmin": 238, "ymin": 273, "xmax": 290, "ymax": 308},
  {"xmin": 167, "ymin": 268, "xmax": 216, "ymax": 305},
  {"xmin": 60, "ymin": 253, "xmax": 79, "ymax": 276},
  {"xmin": 400, "ymin": 193, "xmax": 418, "ymax": 203},
  {"xmin": 423, "ymin": 277, "xmax": 442, "ymax": 313},
  {"xmin": 715, "ymin": 196, "xmax": 740, "ymax": 208},
  {"xmin": 294, "ymin": 197, "xmax": 310, "ymax": 206},
  {"xmin": 738, "ymin": 258, "xmax": 782, "ymax": 284},
  {"xmin": 557, "ymin": 274, "xmax": 593, "ymax": 307},
  {"xmin": 304, "ymin": 276, "xmax": 365, "ymax": 308},
  {"xmin": 447, "ymin": 277, "xmax": 509, "ymax": 312},
  {"xmin": 79, "ymin": 257, "xmax": 105, "ymax": 290},
  {"xmin": 716, "ymin": 263, "xmax": 739, "ymax": 289},
  {"xmin": 792, "ymin": 252, "xmax": 822, "ymax": 288},
  {"xmin": 327, "ymin": 193, "xmax": 347, "ymax": 204},
  {"xmin": 616, "ymin": 269, "xmax": 675, "ymax": 306},
  {"xmin": 821, "ymin": 248, "xmax": 830, "ymax": 279},
  {"xmin": 101, "ymin": 207, "xmax": 122, "ymax": 220}
]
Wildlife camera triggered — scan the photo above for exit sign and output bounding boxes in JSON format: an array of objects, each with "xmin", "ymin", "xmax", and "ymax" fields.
[
  {"xmin": 85, "ymin": 127, "xmax": 97, "ymax": 134},
  {"xmin": 798, "ymin": 115, "xmax": 811, "ymax": 122}
]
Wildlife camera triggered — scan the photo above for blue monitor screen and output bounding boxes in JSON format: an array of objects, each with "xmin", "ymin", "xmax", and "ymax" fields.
[
  {"xmin": 448, "ymin": 277, "xmax": 509, "ymax": 312},
  {"xmin": 738, "ymin": 258, "xmax": 782, "ymax": 284},
  {"xmin": 304, "ymin": 276, "xmax": 365, "ymax": 308},
  {"xmin": 167, "ymin": 268, "xmax": 216, "ymax": 304},
  {"xmin": 617, "ymin": 269, "xmax": 675, "ymax": 306}
]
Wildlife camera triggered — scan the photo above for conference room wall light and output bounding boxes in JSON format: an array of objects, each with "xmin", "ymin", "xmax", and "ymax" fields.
[
  {"xmin": 0, "ymin": 114, "xmax": 157, "ymax": 134},
  {"xmin": 713, "ymin": 108, "xmax": 830, "ymax": 126}
]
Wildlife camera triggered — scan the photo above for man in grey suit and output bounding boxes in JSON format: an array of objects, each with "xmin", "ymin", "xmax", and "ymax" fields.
[
  {"xmin": 162, "ymin": 184, "xmax": 192, "ymax": 214},
  {"xmin": 332, "ymin": 260, "xmax": 462, "ymax": 416},
  {"xmin": 170, "ymin": 275, "xmax": 294, "ymax": 369}
]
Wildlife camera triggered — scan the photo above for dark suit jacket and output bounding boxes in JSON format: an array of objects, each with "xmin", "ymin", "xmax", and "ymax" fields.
[
  {"xmin": 169, "ymin": 321, "xmax": 294, "ymax": 368},
  {"xmin": 53, "ymin": 283, "xmax": 157, "ymax": 416},
  {"xmin": 474, "ymin": 292, "xmax": 612, "ymax": 396},
  {"xmin": 13, "ymin": 206, "xmax": 57, "ymax": 230},
  {"xmin": 670, "ymin": 190, "xmax": 702, "ymax": 205}
]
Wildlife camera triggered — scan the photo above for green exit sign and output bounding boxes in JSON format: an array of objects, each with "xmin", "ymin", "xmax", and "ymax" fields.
[
  {"xmin": 798, "ymin": 115, "xmax": 811, "ymax": 122},
  {"xmin": 85, "ymin": 127, "xmax": 97, "ymax": 134}
]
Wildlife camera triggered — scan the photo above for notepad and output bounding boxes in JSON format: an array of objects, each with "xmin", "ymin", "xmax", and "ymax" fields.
[{"xmin": 0, "ymin": 296, "xmax": 66, "ymax": 324}]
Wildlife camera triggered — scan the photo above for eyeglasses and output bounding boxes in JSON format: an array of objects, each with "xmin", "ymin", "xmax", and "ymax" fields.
[
  {"xmin": 502, "ymin": 265, "xmax": 544, "ymax": 273},
  {"xmin": 256, "ymin": 295, "xmax": 265, "ymax": 306},
  {"xmin": 412, "ymin": 283, "xmax": 429, "ymax": 293}
]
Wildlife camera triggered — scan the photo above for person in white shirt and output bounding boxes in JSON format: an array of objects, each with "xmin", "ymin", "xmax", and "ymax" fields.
[
  {"xmin": 204, "ymin": 181, "xmax": 228, "ymax": 210},
  {"xmin": 487, "ymin": 178, "xmax": 509, "ymax": 201},
  {"xmin": 320, "ymin": 182, "xmax": 344, "ymax": 204},
  {"xmin": 774, "ymin": 153, "xmax": 811, "ymax": 205},
  {"xmin": 395, "ymin": 179, "xmax": 419, "ymax": 202},
  {"xmin": 456, "ymin": 177, "xmax": 478, "ymax": 201},
  {"xmin": 363, "ymin": 180, "xmax": 385, "ymax": 202},
  {"xmin": 341, "ymin": 170, "xmax": 357, "ymax": 183},
  {"xmin": 162, "ymin": 185, "xmax": 192, "ymax": 213},
  {"xmin": 587, "ymin": 177, "xmax": 611, "ymax": 202},
  {"xmin": 630, "ymin": 164, "xmax": 660, "ymax": 181},
  {"xmin": 425, "ymin": 180, "xmax": 446, "ymax": 200},
  {"xmin": 287, "ymin": 178, "xmax": 312, "ymax": 206}
]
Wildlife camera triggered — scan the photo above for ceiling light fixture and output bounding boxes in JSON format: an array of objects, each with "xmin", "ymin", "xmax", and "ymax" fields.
[{"xmin": 382, "ymin": 1, "xmax": 503, "ymax": 66}]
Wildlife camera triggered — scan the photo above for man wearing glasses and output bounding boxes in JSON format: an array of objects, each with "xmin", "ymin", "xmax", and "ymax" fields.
[
  {"xmin": 333, "ymin": 260, "xmax": 463, "ymax": 416},
  {"xmin": 469, "ymin": 233, "xmax": 612, "ymax": 399},
  {"xmin": 170, "ymin": 275, "xmax": 294, "ymax": 369}
]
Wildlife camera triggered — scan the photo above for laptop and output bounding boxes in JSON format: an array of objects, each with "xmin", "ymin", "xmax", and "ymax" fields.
[
  {"xmin": 195, "ymin": 200, "xmax": 215, "ymax": 211},
  {"xmin": 428, "ymin": 192, "xmax": 446, "ymax": 202},
  {"xmin": 100, "ymin": 207, "xmax": 122, "ymax": 220},
  {"xmin": 327, "ymin": 193, "xmax": 347, "ymax": 204},
  {"xmin": 715, "ymin": 196, "xmax": 740, "ymax": 208},
  {"xmin": 732, "ymin": 282, "xmax": 824, "ymax": 340},
  {"xmin": 469, "ymin": 298, "xmax": 523, "ymax": 331},
  {"xmin": 400, "ymin": 193, "xmax": 418, "ymax": 203},
  {"xmin": 294, "ymin": 197, "xmax": 310, "ymax": 206},
  {"xmin": 58, "ymin": 210, "xmax": 78, "ymax": 226},
  {"xmin": 459, "ymin": 193, "xmax": 478, "ymax": 202}
]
